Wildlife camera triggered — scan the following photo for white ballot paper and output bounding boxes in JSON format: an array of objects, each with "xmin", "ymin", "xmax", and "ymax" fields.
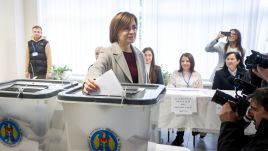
[
  {"xmin": 171, "ymin": 95, "xmax": 197, "ymax": 115},
  {"xmin": 90, "ymin": 69, "xmax": 124, "ymax": 96}
]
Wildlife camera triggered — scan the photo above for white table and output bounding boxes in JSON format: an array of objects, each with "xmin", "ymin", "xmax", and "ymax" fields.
[{"xmin": 152, "ymin": 88, "xmax": 256, "ymax": 136}]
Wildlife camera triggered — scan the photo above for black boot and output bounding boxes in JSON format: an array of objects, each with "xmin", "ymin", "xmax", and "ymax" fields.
[
  {"xmin": 199, "ymin": 132, "xmax": 207, "ymax": 139},
  {"xmin": 192, "ymin": 131, "xmax": 200, "ymax": 136},
  {"xmin": 171, "ymin": 131, "xmax": 184, "ymax": 146}
]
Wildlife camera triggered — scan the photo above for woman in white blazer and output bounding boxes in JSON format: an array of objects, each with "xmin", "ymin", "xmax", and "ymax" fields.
[{"xmin": 83, "ymin": 12, "xmax": 147, "ymax": 94}]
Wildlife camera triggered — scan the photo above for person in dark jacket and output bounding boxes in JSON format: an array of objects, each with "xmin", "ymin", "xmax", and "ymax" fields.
[
  {"xmin": 25, "ymin": 25, "xmax": 52, "ymax": 79},
  {"xmin": 142, "ymin": 47, "xmax": 164, "ymax": 84},
  {"xmin": 253, "ymin": 65, "xmax": 268, "ymax": 87},
  {"xmin": 218, "ymin": 87, "xmax": 268, "ymax": 151},
  {"xmin": 212, "ymin": 51, "xmax": 248, "ymax": 90}
]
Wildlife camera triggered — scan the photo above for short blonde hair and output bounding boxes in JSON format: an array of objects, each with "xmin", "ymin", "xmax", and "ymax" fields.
[{"xmin": 32, "ymin": 25, "xmax": 42, "ymax": 31}]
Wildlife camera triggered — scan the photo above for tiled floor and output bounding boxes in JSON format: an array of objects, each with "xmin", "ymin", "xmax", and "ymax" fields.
[{"xmin": 160, "ymin": 128, "xmax": 219, "ymax": 151}]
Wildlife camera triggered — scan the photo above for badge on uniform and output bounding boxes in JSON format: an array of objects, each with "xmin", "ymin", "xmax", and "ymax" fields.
[
  {"xmin": 88, "ymin": 128, "xmax": 120, "ymax": 151},
  {"xmin": 0, "ymin": 118, "xmax": 23, "ymax": 147},
  {"xmin": 32, "ymin": 52, "xmax": 38, "ymax": 57}
]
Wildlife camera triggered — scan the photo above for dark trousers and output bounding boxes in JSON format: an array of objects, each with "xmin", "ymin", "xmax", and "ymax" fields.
[{"xmin": 30, "ymin": 73, "xmax": 46, "ymax": 79}]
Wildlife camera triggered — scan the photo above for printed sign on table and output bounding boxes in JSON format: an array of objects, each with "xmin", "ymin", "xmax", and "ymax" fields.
[{"xmin": 171, "ymin": 95, "xmax": 197, "ymax": 115}]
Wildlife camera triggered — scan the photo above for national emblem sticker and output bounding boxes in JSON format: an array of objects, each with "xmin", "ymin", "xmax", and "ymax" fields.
[
  {"xmin": 89, "ymin": 128, "xmax": 120, "ymax": 151},
  {"xmin": 0, "ymin": 118, "xmax": 22, "ymax": 147}
]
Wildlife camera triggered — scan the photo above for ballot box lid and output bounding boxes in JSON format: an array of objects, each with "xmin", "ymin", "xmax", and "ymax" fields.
[
  {"xmin": 0, "ymin": 79, "xmax": 78, "ymax": 98},
  {"xmin": 57, "ymin": 83, "xmax": 166, "ymax": 105}
]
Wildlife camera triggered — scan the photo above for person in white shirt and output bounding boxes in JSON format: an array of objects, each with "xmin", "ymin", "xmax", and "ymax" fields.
[
  {"xmin": 167, "ymin": 52, "xmax": 204, "ymax": 146},
  {"xmin": 168, "ymin": 53, "xmax": 203, "ymax": 88}
]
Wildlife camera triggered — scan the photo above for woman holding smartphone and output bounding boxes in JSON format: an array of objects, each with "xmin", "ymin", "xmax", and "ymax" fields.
[{"xmin": 205, "ymin": 29, "xmax": 245, "ymax": 81}]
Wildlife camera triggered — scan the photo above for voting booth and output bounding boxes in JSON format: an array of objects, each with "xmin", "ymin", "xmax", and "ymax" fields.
[
  {"xmin": 57, "ymin": 83, "xmax": 166, "ymax": 151},
  {"xmin": 0, "ymin": 79, "xmax": 78, "ymax": 151}
]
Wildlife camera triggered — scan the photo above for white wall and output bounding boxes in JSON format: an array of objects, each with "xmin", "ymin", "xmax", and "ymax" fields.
[
  {"xmin": 0, "ymin": 0, "xmax": 17, "ymax": 81},
  {"xmin": 24, "ymin": 0, "xmax": 38, "ymax": 40},
  {"xmin": 0, "ymin": 0, "xmax": 37, "ymax": 82}
]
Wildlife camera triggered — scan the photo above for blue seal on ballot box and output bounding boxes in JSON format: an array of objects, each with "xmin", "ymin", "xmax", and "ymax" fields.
[
  {"xmin": 0, "ymin": 118, "xmax": 22, "ymax": 147},
  {"xmin": 89, "ymin": 128, "xmax": 120, "ymax": 151}
]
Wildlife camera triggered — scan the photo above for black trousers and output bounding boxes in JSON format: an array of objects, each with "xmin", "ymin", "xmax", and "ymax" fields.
[{"xmin": 30, "ymin": 73, "xmax": 46, "ymax": 79}]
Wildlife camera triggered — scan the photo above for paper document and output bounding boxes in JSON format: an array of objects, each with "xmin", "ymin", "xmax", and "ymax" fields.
[
  {"xmin": 90, "ymin": 69, "xmax": 123, "ymax": 96},
  {"xmin": 171, "ymin": 95, "xmax": 197, "ymax": 115}
]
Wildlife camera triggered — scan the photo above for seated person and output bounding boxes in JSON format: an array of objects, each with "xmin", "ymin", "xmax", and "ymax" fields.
[
  {"xmin": 212, "ymin": 51, "xmax": 248, "ymax": 90},
  {"xmin": 94, "ymin": 46, "xmax": 102, "ymax": 60},
  {"xmin": 88, "ymin": 46, "xmax": 103, "ymax": 70},
  {"xmin": 218, "ymin": 87, "xmax": 268, "ymax": 150},
  {"xmin": 167, "ymin": 53, "xmax": 203, "ymax": 88},
  {"xmin": 167, "ymin": 52, "xmax": 204, "ymax": 146},
  {"xmin": 142, "ymin": 47, "xmax": 164, "ymax": 84}
]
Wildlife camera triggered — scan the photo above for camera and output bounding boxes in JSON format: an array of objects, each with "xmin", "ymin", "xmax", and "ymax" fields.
[
  {"xmin": 221, "ymin": 31, "xmax": 231, "ymax": 36},
  {"xmin": 211, "ymin": 90, "xmax": 249, "ymax": 116},
  {"xmin": 211, "ymin": 78, "xmax": 256, "ymax": 117},
  {"xmin": 232, "ymin": 78, "xmax": 256, "ymax": 95},
  {"xmin": 245, "ymin": 50, "xmax": 268, "ymax": 69}
]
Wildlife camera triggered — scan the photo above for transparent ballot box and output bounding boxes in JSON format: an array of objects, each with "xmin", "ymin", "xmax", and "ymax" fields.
[
  {"xmin": 0, "ymin": 79, "xmax": 78, "ymax": 151},
  {"xmin": 57, "ymin": 83, "xmax": 166, "ymax": 151}
]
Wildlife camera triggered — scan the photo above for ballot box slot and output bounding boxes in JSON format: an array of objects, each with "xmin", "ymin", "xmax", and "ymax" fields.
[{"xmin": 0, "ymin": 84, "xmax": 48, "ymax": 93}]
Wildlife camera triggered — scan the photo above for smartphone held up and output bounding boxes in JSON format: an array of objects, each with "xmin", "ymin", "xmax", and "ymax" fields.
[{"xmin": 221, "ymin": 31, "xmax": 231, "ymax": 36}]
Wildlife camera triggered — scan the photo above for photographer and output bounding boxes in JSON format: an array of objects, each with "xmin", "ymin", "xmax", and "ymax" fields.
[
  {"xmin": 244, "ymin": 50, "xmax": 268, "ymax": 87},
  {"xmin": 252, "ymin": 66, "xmax": 268, "ymax": 86},
  {"xmin": 218, "ymin": 87, "xmax": 268, "ymax": 151}
]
